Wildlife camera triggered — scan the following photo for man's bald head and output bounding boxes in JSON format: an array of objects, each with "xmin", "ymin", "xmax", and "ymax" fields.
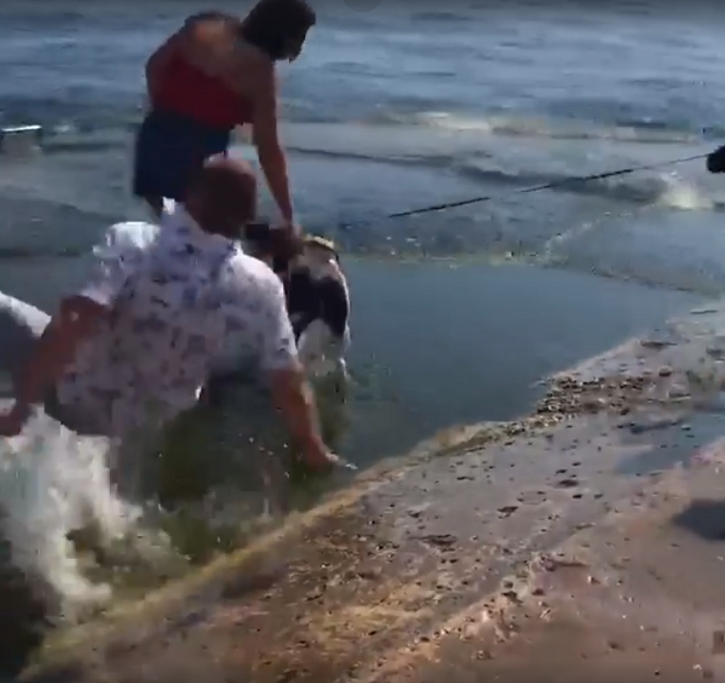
[{"xmin": 185, "ymin": 156, "xmax": 258, "ymax": 238}]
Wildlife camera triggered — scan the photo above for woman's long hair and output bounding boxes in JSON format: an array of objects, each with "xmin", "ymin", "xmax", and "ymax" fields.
[{"xmin": 240, "ymin": 0, "xmax": 316, "ymax": 61}]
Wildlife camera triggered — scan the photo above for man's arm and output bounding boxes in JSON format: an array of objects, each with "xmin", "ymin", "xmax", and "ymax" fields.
[
  {"xmin": 252, "ymin": 274, "xmax": 335, "ymax": 469},
  {"xmin": 269, "ymin": 363, "xmax": 327, "ymax": 459}
]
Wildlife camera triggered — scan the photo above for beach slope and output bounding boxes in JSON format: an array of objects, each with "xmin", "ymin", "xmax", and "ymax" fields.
[{"xmin": 24, "ymin": 303, "xmax": 725, "ymax": 683}]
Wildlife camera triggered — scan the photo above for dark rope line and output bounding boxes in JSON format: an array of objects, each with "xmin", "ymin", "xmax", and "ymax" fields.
[
  {"xmin": 0, "ymin": 125, "xmax": 710, "ymax": 232},
  {"xmin": 383, "ymin": 152, "xmax": 709, "ymax": 220}
]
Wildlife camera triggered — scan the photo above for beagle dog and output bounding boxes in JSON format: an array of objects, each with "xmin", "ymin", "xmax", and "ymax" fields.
[
  {"xmin": 208, "ymin": 225, "xmax": 351, "ymax": 382},
  {"xmin": 288, "ymin": 235, "xmax": 350, "ymax": 379}
]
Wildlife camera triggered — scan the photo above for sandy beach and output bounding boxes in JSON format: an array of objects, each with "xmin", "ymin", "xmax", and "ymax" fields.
[{"xmin": 20, "ymin": 300, "xmax": 725, "ymax": 683}]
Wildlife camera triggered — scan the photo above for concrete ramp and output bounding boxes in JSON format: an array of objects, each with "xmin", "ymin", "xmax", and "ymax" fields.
[
  {"xmin": 22, "ymin": 300, "xmax": 725, "ymax": 682},
  {"xmin": 22, "ymin": 411, "xmax": 725, "ymax": 682}
]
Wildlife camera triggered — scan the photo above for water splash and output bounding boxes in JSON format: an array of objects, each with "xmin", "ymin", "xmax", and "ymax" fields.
[
  {"xmin": 656, "ymin": 172, "xmax": 714, "ymax": 211},
  {"xmin": 0, "ymin": 408, "xmax": 140, "ymax": 621}
]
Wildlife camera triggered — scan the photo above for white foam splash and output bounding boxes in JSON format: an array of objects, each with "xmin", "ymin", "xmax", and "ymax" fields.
[
  {"xmin": 415, "ymin": 111, "xmax": 496, "ymax": 133},
  {"xmin": 0, "ymin": 409, "xmax": 141, "ymax": 621},
  {"xmin": 656, "ymin": 172, "xmax": 714, "ymax": 211}
]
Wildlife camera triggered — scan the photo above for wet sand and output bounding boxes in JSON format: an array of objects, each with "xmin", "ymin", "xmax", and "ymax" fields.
[{"xmin": 21, "ymin": 302, "xmax": 725, "ymax": 682}]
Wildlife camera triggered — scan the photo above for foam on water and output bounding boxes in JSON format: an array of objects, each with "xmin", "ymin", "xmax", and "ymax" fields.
[
  {"xmin": 656, "ymin": 172, "xmax": 715, "ymax": 211},
  {"xmin": 0, "ymin": 408, "xmax": 141, "ymax": 621},
  {"xmin": 408, "ymin": 110, "xmax": 699, "ymax": 143}
]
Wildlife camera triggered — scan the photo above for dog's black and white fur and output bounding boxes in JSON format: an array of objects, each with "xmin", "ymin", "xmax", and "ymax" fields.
[
  {"xmin": 287, "ymin": 236, "xmax": 351, "ymax": 379},
  {"xmin": 210, "ymin": 228, "xmax": 351, "ymax": 382}
]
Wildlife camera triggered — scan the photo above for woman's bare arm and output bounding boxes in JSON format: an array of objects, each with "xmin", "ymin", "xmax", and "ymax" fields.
[{"xmin": 249, "ymin": 63, "xmax": 295, "ymax": 223}]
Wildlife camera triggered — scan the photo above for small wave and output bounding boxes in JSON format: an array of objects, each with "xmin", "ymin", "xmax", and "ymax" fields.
[
  {"xmin": 281, "ymin": 138, "xmax": 717, "ymax": 212},
  {"xmin": 656, "ymin": 173, "xmax": 715, "ymax": 211},
  {"xmin": 444, "ymin": 163, "xmax": 717, "ymax": 210},
  {"xmin": 285, "ymin": 143, "xmax": 456, "ymax": 171},
  {"xmin": 1, "ymin": 102, "xmax": 705, "ymax": 162},
  {"xmin": 401, "ymin": 111, "xmax": 700, "ymax": 144}
]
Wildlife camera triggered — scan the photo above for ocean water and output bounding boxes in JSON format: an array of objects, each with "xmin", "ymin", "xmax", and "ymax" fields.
[{"xmin": 0, "ymin": 0, "xmax": 723, "ymax": 629}]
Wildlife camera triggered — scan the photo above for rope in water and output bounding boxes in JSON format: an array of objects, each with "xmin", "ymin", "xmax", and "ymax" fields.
[{"xmin": 337, "ymin": 151, "xmax": 710, "ymax": 230}]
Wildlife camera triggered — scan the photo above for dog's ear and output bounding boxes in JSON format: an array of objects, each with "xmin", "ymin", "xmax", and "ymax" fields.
[{"xmin": 304, "ymin": 235, "xmax": 340, "ymax": 262}]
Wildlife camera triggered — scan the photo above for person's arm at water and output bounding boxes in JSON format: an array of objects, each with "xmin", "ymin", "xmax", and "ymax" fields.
[
  {"xmin": 227, "ymin": 271, "xmax": 336, "ymax": 469},
  {"xmin": 249, "ymin": 64, "xmax": 296, "ymax": 225},
  {"xmin": 260, "ymin": 277, "xmax": 335, "ymax": 469},
  {"xmin": 270, "ymin": 362, "xmax": 331, "ymax": 468}
]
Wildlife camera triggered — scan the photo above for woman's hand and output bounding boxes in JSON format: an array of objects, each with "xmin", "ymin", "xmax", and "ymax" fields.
[{"xmin": 250, "ymin": 61, "xmax": 297, "ymax": 226}]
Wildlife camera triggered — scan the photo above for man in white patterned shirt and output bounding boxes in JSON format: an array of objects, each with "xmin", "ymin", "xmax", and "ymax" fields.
[{"xmin": 0, "ymin": 157, "xmax": 340, "ymax": 491}]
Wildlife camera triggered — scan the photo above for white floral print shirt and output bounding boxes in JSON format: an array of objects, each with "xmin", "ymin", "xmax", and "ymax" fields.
[{"xmin": 55, "ymin": 208, "xmax": 297, "ymax": 437}]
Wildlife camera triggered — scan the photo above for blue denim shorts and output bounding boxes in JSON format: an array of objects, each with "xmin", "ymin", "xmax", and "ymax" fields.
[{"xmin": 132, "ymin": 109, "xmax": 231, "ymax": 202}]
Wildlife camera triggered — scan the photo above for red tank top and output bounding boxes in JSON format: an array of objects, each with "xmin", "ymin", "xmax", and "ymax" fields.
[{"xmin": 154, "ymin": 55, "xmax": 254, "ymax": 130}]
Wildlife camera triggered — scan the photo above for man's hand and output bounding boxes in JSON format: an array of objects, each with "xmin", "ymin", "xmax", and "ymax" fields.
[
  {"xmin": 268, "ymin": 365, "xmax": 356, "ymax": 473},
  {"xmin": 301, "ymin": 439, "xmax": 346, "ymax": 472},
  {"xmin": 0, "ymin": 402, "xmax": 31, "ymax": 438}
]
